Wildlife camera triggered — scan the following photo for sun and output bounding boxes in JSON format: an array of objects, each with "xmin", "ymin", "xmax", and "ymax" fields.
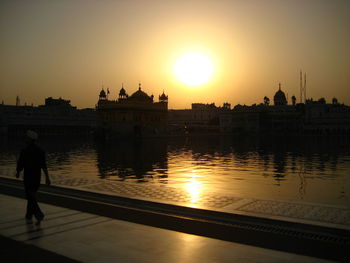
[{"xmin": 174, "ymin": 52, "xmax": 214, "ymax": 86}]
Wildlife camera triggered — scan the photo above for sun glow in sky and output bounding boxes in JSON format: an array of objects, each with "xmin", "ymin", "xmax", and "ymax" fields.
[
  {"xmin": 174, "ymin": 53, "xmax": 214, "ymax": 86},
  {"xmin": 0, "ymin": 0, "xmax": 349, "ymax": 108}
]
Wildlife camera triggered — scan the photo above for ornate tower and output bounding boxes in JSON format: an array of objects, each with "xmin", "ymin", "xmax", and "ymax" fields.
[
  {"xmin": 119, "ymin": 84, "xmax": 128, "ymax": 100},
  {"xmin": 99, "ymin": 89, "xmax": 107, "ymax": 100},
  {"xmin": 159, "ymin": 91, "xmax": 168, "ymax": 103}
]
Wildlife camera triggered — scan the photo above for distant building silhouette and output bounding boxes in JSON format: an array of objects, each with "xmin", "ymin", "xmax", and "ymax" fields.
[
  {"xmin": 168, "ymin": 103, "xmax": 230, "ymax": 134},
  {"xmin": 219, "ymin": 84, "xmax": 350, "ymax": 135},
  {"xmin": 45, "ymin": 97, "xmax": 71, "ymax": 107},
  {"xmin": 0, "ymin": 97, "xmax": 95, "ymax": 136}
]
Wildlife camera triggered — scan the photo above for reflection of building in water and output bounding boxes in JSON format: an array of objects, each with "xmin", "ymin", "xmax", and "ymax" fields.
[
  {"xmin": 168, "ymin": 102, "xmax": 231, "ymax": 133},
  {"xmin": 0, "ymin": 97, "xmax": 96, "ymax": 136},
  {"xmin": 95, "ymin": 139, "xmax": 168, "ymax": 182},
  {"xmin": 96, "ymin": 84, "xmax": 168, "ymax": 137},
  {"xmin": 272, "ymin": 151, "xmax": 287, "ymax": 182},
  {"xmin": 220, "ymin": 83, "xmax": 350, "ymax": 135}
]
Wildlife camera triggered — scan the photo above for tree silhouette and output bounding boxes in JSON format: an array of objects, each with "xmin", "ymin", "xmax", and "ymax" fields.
[
  {"xmin": 263, "ymin": 96, "xmax": 270, "ymax": 106},
  {"xmin": 291, "ymin": 95, "xmax": 296, "ymax": 106}
]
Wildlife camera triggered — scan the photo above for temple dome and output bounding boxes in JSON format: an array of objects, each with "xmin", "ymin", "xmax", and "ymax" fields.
[{"xmin": 129, "ymin": 84, "xmax": 153, "ymax": 102}]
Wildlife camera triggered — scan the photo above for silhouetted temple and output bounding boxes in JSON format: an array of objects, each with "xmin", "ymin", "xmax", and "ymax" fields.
[{"xmin": 96, "ymin": 84, "xmax": 168, "ymax": 137}]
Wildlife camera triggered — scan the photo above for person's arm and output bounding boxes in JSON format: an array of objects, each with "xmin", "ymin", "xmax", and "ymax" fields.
[
  {"xmin": 42, "ymin": 151, "xmax": 51, "ymax": 185},
  {"xmin": 16, "ymin": 150, "xmax": 24, "ymax": 178},
  {"xmin": 43, "ymin": 167, "xmax": 51, "ymax": 186}
]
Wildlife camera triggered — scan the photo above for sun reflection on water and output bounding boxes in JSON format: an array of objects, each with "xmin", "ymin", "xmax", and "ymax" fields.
[{"xmin": 184, "ymin": 170, "xmax": 204, "ymax": 206}]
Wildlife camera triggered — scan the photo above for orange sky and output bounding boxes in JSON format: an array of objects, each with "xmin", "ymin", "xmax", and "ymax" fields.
[{"xmin": 1, "ymin": 0, "xmax": 349, "ymax": 109}]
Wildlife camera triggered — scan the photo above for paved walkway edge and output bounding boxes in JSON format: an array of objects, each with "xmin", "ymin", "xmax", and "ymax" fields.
[{"xmin": 0, "ymin": 177, "xmax": 349, "ymax": 262}]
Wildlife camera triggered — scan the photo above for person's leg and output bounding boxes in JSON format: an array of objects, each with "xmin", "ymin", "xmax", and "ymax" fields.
[
  {"xmin": 25, "ymin": 186, "xmax": 44, "ymax": 222},
  {"xmin": 24, "ymin": 187, "xmax": 34, "ymax": 220},
  {"xmin": 33, "ymin": 187, "xmax": 44, "ymax": 222}
]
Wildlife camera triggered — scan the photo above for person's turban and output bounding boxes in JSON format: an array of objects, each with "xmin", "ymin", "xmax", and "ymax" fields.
[{"xmin": 26, "ymin": 130, "xmax": 38, "ymax": 141}]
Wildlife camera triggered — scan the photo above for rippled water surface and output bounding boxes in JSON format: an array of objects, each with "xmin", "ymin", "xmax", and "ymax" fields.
[{"xmin": 1, "ymin": 136, "xmax": 349, "ymax": 207}]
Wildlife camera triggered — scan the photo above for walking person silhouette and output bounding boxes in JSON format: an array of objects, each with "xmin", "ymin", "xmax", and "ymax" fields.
[{"xmin": 16, "ymin": 130, "xmax": 51, "ymax": 225}]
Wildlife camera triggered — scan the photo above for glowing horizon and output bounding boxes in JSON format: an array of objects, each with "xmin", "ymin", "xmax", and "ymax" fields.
[{"xmin": 1, "ymin": 0, "xmax": 349, "ymax": 109}]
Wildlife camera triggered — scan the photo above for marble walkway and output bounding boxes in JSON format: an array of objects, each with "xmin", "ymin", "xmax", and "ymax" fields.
[{"xmin": 0, "ymin": 194, "xmax": 333, "ymax": 263}]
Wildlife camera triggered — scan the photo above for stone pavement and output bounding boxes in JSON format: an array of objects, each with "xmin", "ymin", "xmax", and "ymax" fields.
[{"xmin": 0, "ymin": 194, "xmax": 334, "ymax": 263}]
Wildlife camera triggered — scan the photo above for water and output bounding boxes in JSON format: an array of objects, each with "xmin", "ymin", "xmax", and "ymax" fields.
[{"xmin": 1, "ymin": 135, "xmax": 349, "ymax": 207}]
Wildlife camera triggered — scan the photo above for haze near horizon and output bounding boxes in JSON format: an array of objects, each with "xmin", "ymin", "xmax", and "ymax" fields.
[{"xmin": 0, "ymin": 0, "xmax": 349, "ymax": 109}]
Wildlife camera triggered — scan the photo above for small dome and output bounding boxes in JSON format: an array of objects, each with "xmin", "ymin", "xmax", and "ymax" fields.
[
  {"xmin": 159, "ymin": 91, "xmax": 168, "ymax": 101},
  {"xmin": 274, "ymin": 84, "xmax": 287, "ymax": 105},
  {"xmin": 119, "ymin": 87, "xmax": 126, "ymax": 96}
]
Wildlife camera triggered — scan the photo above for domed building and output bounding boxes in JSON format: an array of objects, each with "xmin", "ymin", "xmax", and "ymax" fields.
[
  {"xmin": 274, "ymin": 83, "xmax": 287, "ymax": 106},
  {"xmin": 97, "ymin": 83, "xmax": 168, "ymax": 136}
]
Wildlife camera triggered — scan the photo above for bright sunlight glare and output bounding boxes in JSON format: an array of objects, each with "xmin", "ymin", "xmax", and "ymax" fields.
[{"xmin": 174, "ymin": 53, "xmax": 214, "ymax": 86}]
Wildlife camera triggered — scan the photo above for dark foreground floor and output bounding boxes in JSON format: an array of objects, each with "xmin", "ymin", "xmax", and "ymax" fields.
[{"xmin": 0, "ymin": 235, "xmax": 79, "ymax": 263}]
